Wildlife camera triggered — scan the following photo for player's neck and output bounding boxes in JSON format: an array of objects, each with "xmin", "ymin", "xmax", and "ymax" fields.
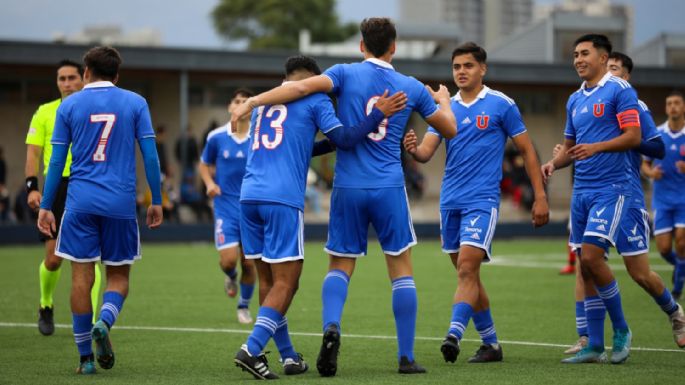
[
  {"xmin": 668, "ymin": 116, "xmax": 685, "ymax": 132},
  {"xmin": 584, "ymin": 69, "xmax": 607, "ymax": 88},
  {"xmin": 363, "ymin": 52, "xmax": 393, "ymax": 64},
  {"xmin": 234, "ymin": 120, "xmax": 250, "ymax": 138},
  {"xmin": 459, "ymin": 84, "xmax": 484, "ymax": 104}
]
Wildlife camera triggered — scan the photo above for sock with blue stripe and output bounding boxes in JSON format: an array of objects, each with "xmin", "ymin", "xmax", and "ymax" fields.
[
  {"xmin": 392, "ymin": 276, "xmax": 417, "ymax": 362},
  {"xmin": 584, "ymin": 295, "xmax": 606, "ymax": 350},
  {"xmin": 273, "ymin": 317, "xmax": 298, "ymax": 361},
  {"xmin": 449, "ymin": 302, "xmax": 474, "ymax": 340},
  {"xmin": 597, "ymin": 280, "xmax": 629, "ymax": 331},
  {"xmin": 99, "ymin": 291, "xmax": 125, "ymax": 329},
  {"xmin": 238, "ymin": 282, "xmax": 254, "ymax": 309},
  {"xmin": 575, "ymin": 300, "xmax": 588, "ymax": 337},
  {"xmin": 72, "ymin": 313, "xmax": 94, "ymax": 357},
  {"xmin": 246, "ymin": 306, "xmax": 281, "ymax": 356},
  {"xmin": 674, "ymin": 259, "xmax": 685, "ymax": 295},
  {"xmin": 653, "ymin": 287, "xmax": 679, "ymax": 315},
  {"xmin": 321, "ymin": 269, "xmax": 350, "ymax": 332},
  {"xmin": 473, "ymin": 308, "xmax": 498, "ymax": 345}
]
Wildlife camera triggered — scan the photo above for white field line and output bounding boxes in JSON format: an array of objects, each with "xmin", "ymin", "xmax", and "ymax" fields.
[{"xmin": 1, "ymin": 322, "xmax": 682, "ymax": 354}]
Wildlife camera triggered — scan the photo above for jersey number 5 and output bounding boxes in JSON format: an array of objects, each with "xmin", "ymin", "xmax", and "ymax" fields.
[
  {"xmin": 366, "ymin": 96, "xmax": 388, "ymax": 141},
  {"xmin": 252, "ymin": 105, "xmax": 287, "ymax": 150},
  {"xmin": 91, "ymin": 114, "xmax": 116, "ymax": 162}
]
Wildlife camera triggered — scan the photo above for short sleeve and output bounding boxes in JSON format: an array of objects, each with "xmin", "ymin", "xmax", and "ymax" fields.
[
  {"xmin": 615, "ymin": 86, "xmax": 640, "ymax": 129},
  {"xmin": 135, "ymin": 100, "xmax": 155, "ymax": 140},
  {"xmin": 312, "ymin": 95, "xmax": 343, "ymax": 134},
  {"xmin": 564, "ymin": 98, "xmax": 576, "ymax": 140},
  {"xmin": 426, "ymin": 126, "xmax": 443, "ymax": 142},
  {"xmin": 638, "ymin": 102, "xmax": 659, "ymax": 141},
  {"xmin": 201, "ymin": 134, "xmax": 218, "ymax": 165},
  {"xmin": 26, "ymin": 106, "xmax": 46, "ymax": 146},
  {"xmin": 322, "ymin": 64, "xmax": 345, "ymax": 95},
  {"xmin": 413, "ymin": 82, "xmax": 439, "ymax": 119},
  {"xmin": 51, "ymin": 105, "xmax": 71, "ymax": 145},
  {"xmin": 502, "ymin": 104, "xmax": 527, "ymax": 138}
]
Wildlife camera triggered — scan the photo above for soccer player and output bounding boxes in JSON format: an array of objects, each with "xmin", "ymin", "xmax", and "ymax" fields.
[
  {"xmin": 643, "ymin": 90, "xmax": 685, "ymax": 299},
  {"xmin": 541, "ymin": 34, "xmax": 640, "ymax": 364},
  {"xmin": 199, "ymin": 89, "xmax": 256, "ymax": 324},
  {"xmin": 25, "ymin": 60, "xmax": 102, "ymax": 335},
  {"xmin": 561, "ymin": 52, "xmax": 685, "ymax": 354},
  {"xmin": 403, "ymin": 42, "xmax": 549, "ymax": 364},
  {"xmin": 37, "ymin": 46, "xmax": 163, "ymax": 374},
  {"xmin": 231, "ymin": 18, "xmax": 457, "ymax": 375},
  {"xmin": 233, "ymin": 55, "xmax": 407, "ymax": 379}
]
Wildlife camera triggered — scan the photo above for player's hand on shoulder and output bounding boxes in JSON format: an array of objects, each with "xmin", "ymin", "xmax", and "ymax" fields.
[
  {"xmin": 206, "ymin": 182, "xmax": 221, "ymax": 198},
  {"xmin": 374, "ymin": 90, "xmax": 407, "ymax": 117},
  {"xmin": 532, "ymin": 198, "xmax": 550, "ymax": 228},
  {"xmin": 426, "ymin": 84, "xmax": 451, "ymax": 103},
  {"xmin": 403, "ymin": 129, "xmax": 419, "ymax": 154},
  {"xmin": 37, "ymin": 209, "xmax": 55, "ymax": 237},
  {"xmin": 541, "ymin": 162, "xmax": 555, "ymax": 184},
  {"xmin": 146, "ymin": 205, "xmax": 163, "ymax": 229},
  {"xmin": 27, "ymin": 191, "xmax": 42, "ymax": 211}
]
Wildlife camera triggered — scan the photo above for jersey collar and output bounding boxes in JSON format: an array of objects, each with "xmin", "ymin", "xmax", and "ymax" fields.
[
  {"xmin": 659, "ymin": 121, "xmax": 685, "ymax": 139},
  {"xmin": 84, "ymin": 81, "xmax": 115, "ymax": 89},
  {"xmin": 579, "ymin": 72, "xmax": 612, "ymax": 96},
  {"xmin": 364, "ymin": 58, "xmax": 394, "ymax": 70},
  {"xmin": 227, "ymin": 122, "xmax": 250, "ymax": 144},
  {"xmin": 452, "ymin": 85, "xmax": 490, "ymax": 108}
]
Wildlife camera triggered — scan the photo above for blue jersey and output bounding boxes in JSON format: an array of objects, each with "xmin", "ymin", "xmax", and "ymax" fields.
[
  {"xmin": 52, "ymin": 81, "xmax": 155, "ymax": 219},
  {"xmin": 240, "ymin": 91, "xmax": 342, "ymax": 210},
  {"xmin": 201, "ymin": 123, "xmax": 249, "ymax": 208},
  {"xmin": 626, "ymin": 100, "xmax": 660, "ymax": 207},
  {"xmin": 323, "ymin": 58, "xmax": 439, "ymax": 188},
  {"xmin": 652, "ymin": 122, "xmax": 685, "ymax": 209},
  {"xmin": 428, "ymin": 86, "xmax": 527, "ymax": 208},
  {"xmin": 564, "ymin": 72, "xmax": 640, "ymax": 193}
]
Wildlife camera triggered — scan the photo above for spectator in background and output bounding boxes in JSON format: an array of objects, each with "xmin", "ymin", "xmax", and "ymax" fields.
[
  {"xmin": 156, "ymin": 125, "xmax": 171, "ymax": 178},
  {"xmin": 402, "ymin": 147, "xmax": 426, "ymax": 199},
  {"xmin": 305, "ymin": 168, "xmax": 322, "ymax": 214},
  {"xmin": 0, "ymin": 146, "xmax": 9, "ymax": 223},
  {"xmin": 202, "ymin": 119, "xmax": 220, "ymax": 148}
]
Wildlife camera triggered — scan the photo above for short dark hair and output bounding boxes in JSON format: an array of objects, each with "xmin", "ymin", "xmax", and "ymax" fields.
[
  {"xmin": 451, "ymin": 42, "xmax": 487, "ymax": 63},
  {"xmin": 574, "ymin": 34, "xmax": 612, "ymax": 54},
  {"xmin": 232, "ymin": 87, "xmax": 254, "ymax": 100},
  {"xmin": 57, "ymin": 59, "xmax": 84, "ymax": 77},
  {"xmin": 667, "ymin": 90, "xmax": 684, "ymax": 100},
  {"xmin": 609, "ymin": 52, "xmax": 633, "ymax": 73},
  {"xmin": 285, "ymin": 55, "xmax": 321, "ymax": 76},
  {"xmin": 360, "ymin": 18, "xmax": 396, "ymax": 58},
  {"xmin": 83, "ymin": 46, "xmax": 122, "ymax": 81}
]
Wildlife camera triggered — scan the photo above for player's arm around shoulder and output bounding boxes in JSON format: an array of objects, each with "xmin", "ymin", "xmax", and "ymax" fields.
[{"xmin": 424, "ymin": 84, "xmax": 457, "ymax": 139}]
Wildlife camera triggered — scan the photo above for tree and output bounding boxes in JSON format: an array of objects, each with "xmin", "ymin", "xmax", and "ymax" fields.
[{"xmin": 212, "ymin": 0, "xmax": 357, "ymax": 50}]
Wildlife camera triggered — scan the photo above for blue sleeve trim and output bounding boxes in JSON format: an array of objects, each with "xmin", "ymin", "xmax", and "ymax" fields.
[{"xmin": 324, "ymin": 108, "xmax": 385, "ymax": 150}]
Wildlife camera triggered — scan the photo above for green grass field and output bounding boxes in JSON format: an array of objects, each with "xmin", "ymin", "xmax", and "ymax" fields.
[{"xmin": 0, "ymin": 239, "xmax": 682, "ymax": 384}]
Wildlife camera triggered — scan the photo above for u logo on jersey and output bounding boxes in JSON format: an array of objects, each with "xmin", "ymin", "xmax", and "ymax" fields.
[
  {"xmin": 593, "ymin": 103, "xmax": 605, "ymax": 118},
  {"xmin": 476, "ymin": 115, "xmax": 489, "ymax": 130},
  {"xmin": 680, "ymin": 144, "xmax": 685, "ymax": 157}
]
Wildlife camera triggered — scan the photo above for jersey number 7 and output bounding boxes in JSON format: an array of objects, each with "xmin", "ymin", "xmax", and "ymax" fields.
[{"xmin": 91, "ymin": 114, "xmax": 117, "ymax": 162}]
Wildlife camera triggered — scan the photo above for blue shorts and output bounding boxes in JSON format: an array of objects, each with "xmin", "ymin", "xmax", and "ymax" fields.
[
  {"xmin": 615, "ymin": 206, "xmax": 650, "ymax": 256},
  {"xmin": 325, "ymin": 187, "xmax": 416, "ymax": 257},
  {"xmin": 55, "ymin": 210, "xmax": 140, "ymax": 265},
  {"xmin": 240, "ymin": 202, "xmax": 304, "ymax": 264},
  {"xmin": 569, "ymin": 191, "xmax": 627, "ymax": 253},
  {"xmin": 653, "ymin": 206, "xmax": 685, "ymax": 236},
  {"xmin": 214, "ymin": 196, "xmax": 241, "ymax": 250},
  {"xmin": 439, "ymin": 205, "xmax": 498, "ymax": 261}
]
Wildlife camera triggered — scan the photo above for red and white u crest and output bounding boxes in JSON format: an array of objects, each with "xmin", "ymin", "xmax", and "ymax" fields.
[
  {"xmin": 476, "ymin": 115, "xmax": 489, "ymax": 130},
  {"xmin": 593, "ymin": 103, "xmax": 605, "ymax": 117}
]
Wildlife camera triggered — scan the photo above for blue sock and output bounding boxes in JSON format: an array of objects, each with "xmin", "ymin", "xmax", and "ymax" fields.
[
  {"xmin": 238, "ymin": 283, "xmax": 254, "ymax": 309},
  {"xmin": 321, "ymin": 269, "xmax": 349, "ymax": 332},
  {"xmin": 223, "ymin": 268, "xmax": 237, "ymax": 280},
  {"xmin": 99, "ymin": 291, "xmax": 125, "ymax": 329},
  {"xmin": 72, "ymin": 313, "xmax": 93, "ymax": 357},
  {"xmin": 584, "ymin": 296, "xmax": 606, "ymax": 350},
  {"xmin": 674, "ymin": 259, "xmax": 685, "ymax": 294},
  {"xmin": 660, "ymin": 251, "xmax": 677, "ymax": 266},
  {"xmin": 273, "ymin": 317, "xmax": 297, "ymax": 361},
  {"xmin": 597, "ymin": 280, "xmax": 629, "ymax": 331},
  {"xmin": 575, "ymin": 300, "xmax": 588, "ymax": 337},
  {"xmin": 392, "ymin": 276, "xmax": 417, "ymax": 362},
  {"xmin": 473, "ymin": 308, "xmax": 498, "ymax": 345},
  {"xmin": 653, "ymin": 287, "xmax": 679, "ymax": 315},
  {"xmin": 246, "ymin": 307, "xmax": 281, "ymax": 356},
  {"xmin": 449, "ymin": 302, "xmax": 474, "ymax": 340}
]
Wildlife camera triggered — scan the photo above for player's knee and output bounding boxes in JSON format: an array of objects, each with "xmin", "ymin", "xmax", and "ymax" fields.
[
  {"xmin": 457, "ymin": 264, "xmax": 479, "ymax": 283},
  {"xmin": 43, "ymin": 258, "xmax": 62, "ymax": 271}
]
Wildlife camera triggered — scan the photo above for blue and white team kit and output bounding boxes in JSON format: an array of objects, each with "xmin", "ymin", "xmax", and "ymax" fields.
[
  {"xmin": 565, "ymin": 72, "xmax": 641, "ymax": 253},
  {"xmin": 322, "ymin": 58, "xmax": 438, "ymax": 257},
  {"xmin": 240, "ymin": 91, "xmax": 344, "ymax": 263},
  {"xmin": 51, "ymin": 81, "xmax": 155, "ymax": 265},
  {"xmin": 613, "ymin": 100, "xmax": 660, "ymax": 256},
  {"xmin": 428, "ymin": 86, "xmax": 527, "ymax": 259},
  {"xmin": 201, "ymin": 123, "xmax": 249, "ymax": 250},
  {"xmin": 651, "ymin": 121, "xmax": 685, "ymax": 236}
]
